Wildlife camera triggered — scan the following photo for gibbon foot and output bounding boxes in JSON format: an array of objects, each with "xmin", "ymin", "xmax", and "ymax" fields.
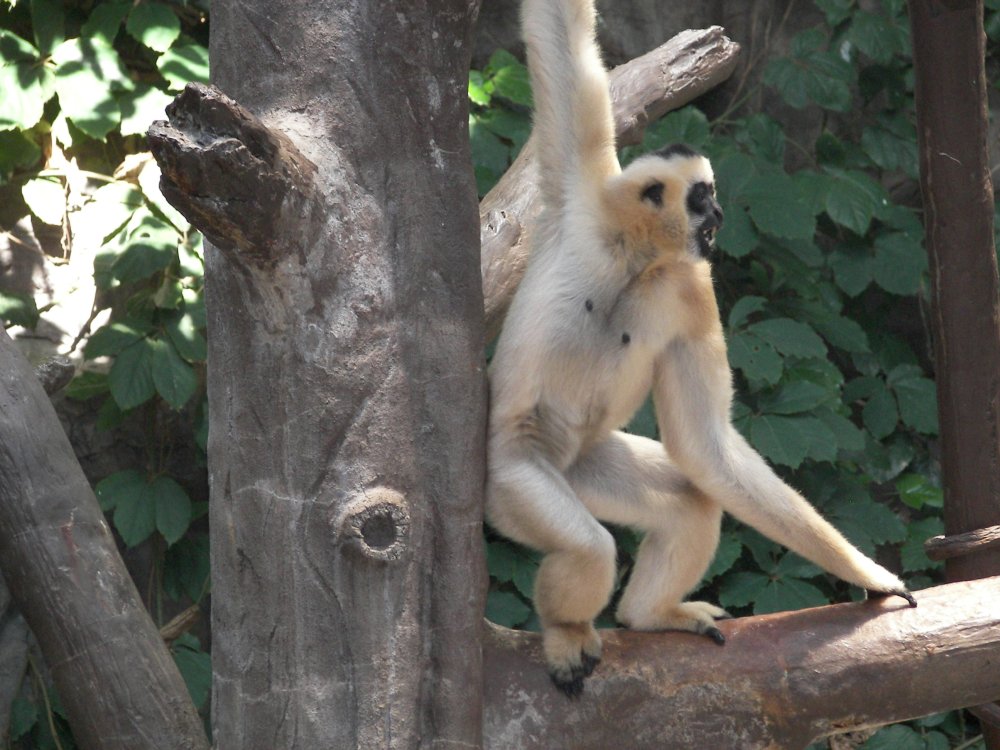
[
  {"xmin": 866, "ymin": 588, "xmax": 918, "ymax": 608},
  {"xmin": 544, "ymin": 623, "xmax": 602, "ymax": 699},
  {"xmin": 619, "ymin": 600, "xmax": 732, "ymax": 645}
]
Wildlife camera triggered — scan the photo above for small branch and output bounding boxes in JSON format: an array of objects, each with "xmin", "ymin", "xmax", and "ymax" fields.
[
  {"xmin": 480, "ymin": 27, "xmax": 741, "ymax": 339},
  {"xmin": 483, "ymin": 577, "xmax": 1000, "ymax": 749},
  {"xmin": 148, "ymin": 83, "xmax": 318, "ymax": 266},
  {"xmin": 925, "ymin": 524, "xmax": 1000, "ymax": 561},
  {"xmin": 159, "ymin": 604, "xmax": 202, "ymax": 644}
]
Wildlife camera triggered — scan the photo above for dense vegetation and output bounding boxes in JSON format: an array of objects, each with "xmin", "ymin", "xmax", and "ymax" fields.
[{"xmin": 0, "ymin": 0, "xmax": 993, "ymax": 747}]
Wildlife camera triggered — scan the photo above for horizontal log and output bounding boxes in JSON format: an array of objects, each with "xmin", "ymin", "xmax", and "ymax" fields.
[
  {"xmin": 925, "ymin": 524, "xmax": 1000, "ymax": 561},
  {"xmin": 483, "ymin": 577, "xmax": 1000, "ymax": 749},
  {"xmin": 480, "ymin": 27, "xmax": 741, "ymax": 339}
]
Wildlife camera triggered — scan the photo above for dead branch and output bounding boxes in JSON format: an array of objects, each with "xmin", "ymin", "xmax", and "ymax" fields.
[
  {"xmin": 483, "ymin": 577, "xmax": 1000, "ymax": 749},
  {"xmin": 480, "ymin": 26, "xmax": 741, "ymax": 339}
]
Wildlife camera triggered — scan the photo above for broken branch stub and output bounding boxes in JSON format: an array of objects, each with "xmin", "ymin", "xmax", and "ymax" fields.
[
  {"xmin": 480, "ymin": 26, "xmax": 741, "ymax": 339},
  {"xmin": 148, "ymin": 83, "xmax": 318, "ymax": 266}
]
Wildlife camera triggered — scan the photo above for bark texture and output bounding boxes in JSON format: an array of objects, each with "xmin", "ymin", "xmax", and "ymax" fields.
[
  {"xmin": 0, "ymin": 330, "xmax": 208, "ymax": 750},
  {"xmin": 908, "ymin": 1, "xmax": 1000, "ymax": 744},
  {"xmin": 480, "ymin": 26, "xmax": 740, "ymax": 338},
  {"xmin": 153, "ymin": 1, "xmax": 488, "ymax": 748},
  {"xmin": 483, "ymin": 577, "xmax": 1000, "ymax": 749}
]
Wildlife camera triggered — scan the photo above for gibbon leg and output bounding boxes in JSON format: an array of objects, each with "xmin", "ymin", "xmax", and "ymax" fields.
[
  {"xmin": 567, "ymin": 431, "xmax": 730, "ymax": 640},
  {"xmin": 485, "ymin": 447, "xmax": 616, "ymax": 696}
]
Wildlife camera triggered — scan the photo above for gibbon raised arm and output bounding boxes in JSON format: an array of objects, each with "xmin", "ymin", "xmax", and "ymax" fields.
[{"xmin": 485, "ymin": 0, "xmax": 914, "ymax": 698}]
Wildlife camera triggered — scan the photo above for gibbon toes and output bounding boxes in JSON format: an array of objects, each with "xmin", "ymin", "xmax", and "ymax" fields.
[
  {"xmin": 618, "ymin": 600, "xmax": 731, "ymax": 642},
  {"xmin": 543, "ymin": 623, "xmax": 602, "ymax": 699},
  {"xmin": 866, "ymin": 588, "xmax": 918, "ymax": 608}
]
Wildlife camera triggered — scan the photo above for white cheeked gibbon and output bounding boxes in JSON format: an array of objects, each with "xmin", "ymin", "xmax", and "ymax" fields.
[{"xmin": 484, "ymin": 0, "xmax": 916, "ymax": 697}]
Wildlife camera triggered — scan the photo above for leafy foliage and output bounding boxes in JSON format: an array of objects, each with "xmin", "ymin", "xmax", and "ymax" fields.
[{"xmin": 2, "ymin": 0, "xmax": 210, "ymax": 743}]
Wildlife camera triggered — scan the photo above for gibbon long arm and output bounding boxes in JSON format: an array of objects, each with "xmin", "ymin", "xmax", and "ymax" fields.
[{"xmin": 521, "ymin": 0, "xmax": 620, "ymax": 207}]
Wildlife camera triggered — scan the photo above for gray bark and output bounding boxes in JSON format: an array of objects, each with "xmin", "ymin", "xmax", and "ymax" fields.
[
  {"xmin": 483, "ymin": 577, "xmax": 1000, "ymax": 749},
  {"xmin": 0, "ymin": 330, "xmax": 208, "ymax": 750},
  {"xmin": 152, "ymin": 0, "xmax": 488, "ymax": 747}
]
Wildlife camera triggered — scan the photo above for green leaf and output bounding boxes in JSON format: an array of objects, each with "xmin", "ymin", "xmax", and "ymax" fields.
[
  {"xmin": 21, "ymin": 176, "xmax": 64, "ymax": 225},
  {"xmin": 113, "ymin": 475, "xmax": 156, "ymax": 546},
  {"xmin": 0, "ymin": 32, "xmax": 55, "ymax": 130},
  {"xmin": 0, "ymin": 291, "xmax": 39, "ymax": 328},
  {"xmin": 758, "ymin": 381, "xmax": 832, "ymax": 415},
  {"xmin": 151, "ymin": 338, "xmax": 197, "ymax": 409},
  {"xmin": 896, "ymin": 473, "xmax": 943, "ymax": 511},
  {"xmin": 82, "ymin": 2, "xmax": 131, "ymax": 43},
  {"xmin": 815, "ymin": 0, "xmax": 855, "ymax": 25},
  {"xmin": 763, "ymin": 44, "xmax": 853, "ymax": 112},
  {"xmin": 900, "ymin": 517, "xmax": 944, "ymax": 572},
  {"xmin": 727, "ymin": 295, "xmax": 767, "ymax": 330},
  {"xmin": 849, "ymin": 11, "xmax": 908, "ymax": 65},
  {"xmin": 95, "ymin": 469, "xmax": 145, "ymax": 512},
  {"xmin": 150, "ymin": 475, "xmax": 191, "ymax": 544},
  {"xmin": 704, "ymin": 532, "xmax": 742, "ymax": 581},
  {"xmin": 892, "ymin": 374, "xmax": 938, "ymax": 434},
  {"xmin": 824, "ymin": 170, "xmax": 880, "ymax": 235},
  {"xmin": 126, "ymin": 3, "xmax": 181, "ymax": 53},
  {"xmin": 713, "ymin": 151, "xmax": 757, "ymax": 205},
  {"xmin": 486, "ymin": 590, "xmax": 532, "ymax": 627},
  {"xmin": 642, "ymin": 107, "xmax": 710, "ymax": 151},
  {"xmin": 84, "ymin": 321, "xmax": 149, "ymax": 359},
  {"xmin": 748, "ymin": 318, "xmax": 827, "ymax": 358},
  {"xmin": 164, "ymin": 313, "xmax": 207, "ymax": 362},
  {"xmin": 744, "ymin": 173, "xmax": 817, "ymax": 240},
  {"xmin": 753, "ymin": 577, "xmax": 828, "ymax": 615},
  {"xmin": 749, "ymin": 414, "xmax": 810, "ymax": 468},
  {"xmin": 625, "ymin": 396, "xmax": 657, "ymax": 438},
  {"xmin": 52, "ymin": 36, "xmax": 131, "ymax": 139},
  {"xmin": 862, "ymin": 385, "xmax": 898, "ymax": 439},
  {"xmin": 861, "ymin": 119, "xmax": 917, "ymax": 176},
  {"xmin": 112, "ymin": 215, "xmax": 178, "ymax": 283},
  {"xmin": 810, "ymin": 313, "xmax": 869, "ymax": 353},
  {"xmin": 30, "ymin": 0, "xmax": 64, "ymax": 54},
  {"xmin": 157, "ymin": 43, "xmax": 210, "ymax": 90},
  {"xmin": 490, "ymin": 62, "xmax": 531, "ymax": 107},
  {"xmin": 9, "ymin": 696, "xmax": 37, "ymax": 740},
  {"xmin": 468, "ymin": 70, "xmax": 490, "ymax": 106},
  {"xmin": 873, "ymin": 231, "xmax": 926, "ymax": 295},
  {"xmin": 863, "ymin": 724, "xmax": 924, "ymax": 750},
  {"xmin": 109, "ymin": 338, "xmax": 156, "ymax": 409},
  {"xmin": 0, "ymin": 130, "xmax": 42, "ymax": 176},
  {"xmin": 744, "ymin": 114, "xmax": 785, "ymax": 163},
  {"xmin": 718, "ymin": 571, "xmax": 769, "ymax": 609},
  {"xmin": 66, "ymin": 371, "xmax": 110, "ymax": 401},
  {"xmin": 120, "ymin": 84, "xmax": 174, "ymax": 135},
  {"xmin": 164, "ymin": 533, "xmax": 210, "ymax": 600},
  {"xmin": 727, "ymin": 331, "xmax": 783, "ymax": 385},
  {"xmin": 716, "ymin": 206, "xmax": 758, "ymax": 257},
  {"xmin": 832, "ymin": 495, "xmax": 906, "ymax": 553},
  {"xmin": 829, "ymin": 245, "xmax": 873, "ymax": 297},
  {"xmin": 816, "ymin": 409, "xmax": 865, "ymax": 452},
  {"xmin": 173, "ymin": 643, "xmax": 211, "ymax": 709}
]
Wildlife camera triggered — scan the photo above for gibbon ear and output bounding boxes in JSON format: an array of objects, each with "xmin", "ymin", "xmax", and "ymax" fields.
[{"xmin": 641, "ymin": 181, "xmax": 664, "ymax": 207}]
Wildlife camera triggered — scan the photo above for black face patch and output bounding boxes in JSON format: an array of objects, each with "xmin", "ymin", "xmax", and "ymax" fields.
[
  {"xmin": 686, "ymin": 181, "xmax": 723, "ymax": 257},
  {"xmin": 641, "ymin": 181, "xmax": 664, "ymax": 207},
  {"xmin": 686, "ymin": 181, "xmax": 712, "ymax": 215}
]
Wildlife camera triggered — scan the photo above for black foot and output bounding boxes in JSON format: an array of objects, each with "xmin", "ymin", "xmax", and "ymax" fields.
[
  {"xmin": 866, "ymin": 588, "xmax": 918, "ymax": 608},
  {"xmin": 550, "ymin": 652, "xmax": 601, "ymax": 699},
  {"xmin": 704, "ymin": 626, "xmax": 726, "ymax": 645}
]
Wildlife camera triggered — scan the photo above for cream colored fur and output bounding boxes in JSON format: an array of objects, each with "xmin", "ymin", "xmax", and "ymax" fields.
[{"xmin": 485, "ymin": 0, "xmax": 911, "ymax": 695}]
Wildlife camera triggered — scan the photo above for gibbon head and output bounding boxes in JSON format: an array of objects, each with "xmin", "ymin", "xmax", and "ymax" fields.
[{"xmin": 610, "ymin": 143, "xmax": 724, "ymax": 259}]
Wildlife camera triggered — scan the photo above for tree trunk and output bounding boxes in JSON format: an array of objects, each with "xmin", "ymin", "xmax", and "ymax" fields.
[
  {"xmin": 158, "ymin": 0, "xmax": 488, "ymax": 746},
  {"xmin": 0, "ymin": 331, "xmax": 208, "ymax": 750},
  {"xmin": 908, "ymin": 0, "xmax": 1000, "ymax": 744}
]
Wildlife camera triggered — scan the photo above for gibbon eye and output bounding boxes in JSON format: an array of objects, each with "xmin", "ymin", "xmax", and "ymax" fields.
[{"xmin": 641, "ymin": 181, "xmax": 664, "ymax": 207}]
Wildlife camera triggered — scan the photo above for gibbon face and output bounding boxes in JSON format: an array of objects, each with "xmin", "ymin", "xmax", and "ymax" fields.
[{"xmin": 614, "ymin": 143, "xmax": 723, "ymax": 259}]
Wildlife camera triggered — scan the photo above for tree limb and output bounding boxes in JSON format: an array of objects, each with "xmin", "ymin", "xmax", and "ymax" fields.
[
  {"xmin": 480, "ymin": 26, "xmax": 741, "ymax": 339},
  {"xmin": 483, "ymin": 577, "xmax": 1000, "ymax": 749},
  {"xmin": 0, "ymin": 330, "xmax": 209, "ymax": 750}
]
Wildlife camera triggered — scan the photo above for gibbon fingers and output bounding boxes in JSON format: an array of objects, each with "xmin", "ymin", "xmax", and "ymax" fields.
[{"xmin": 485, "ymin": 0, "xmax": 915, "ymax": 697}]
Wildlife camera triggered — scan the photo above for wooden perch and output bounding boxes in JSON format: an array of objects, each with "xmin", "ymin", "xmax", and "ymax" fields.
[
  {"xmin": 148, "ymin": 83, "xmax": 319, "ymax": 266},
  {"xmin": 483, "ymin": 577, "xmax": 1000, "ymax": 749},
  {"xmin": 480, "ymin": 26, "xmax": 741, "ymax": 339},
  {"xmin": 0, "ymin": 330, "xmax": 209, "ymax": 750}
]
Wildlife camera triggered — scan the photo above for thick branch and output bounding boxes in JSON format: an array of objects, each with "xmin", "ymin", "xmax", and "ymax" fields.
[
  {"xmin": 484, "ymin": 577, "xmax": 1000, "ymax": 749},
  {"xmin": 148, "ymin": 83, "xmax": 318, "ymax": 266},
  {"xmin": 480, "ymin": 26, "xmax": 740, "ymax": 338},
  {"xmin": 0, "ymin": 330, "xmax": 209, "ymax": 750}
]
